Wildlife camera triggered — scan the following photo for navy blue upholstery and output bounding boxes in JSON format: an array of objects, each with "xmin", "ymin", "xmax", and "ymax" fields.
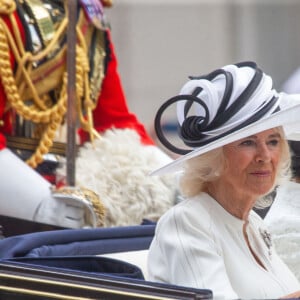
[
  {"xmin": 0, "ymin": 223, "xmax": 213, "ymax": 298},
  {"xmin": 0, "ymin": 224, "xmax": 156, "ymax": 281},
  {"xmin": 0, "ymin": 224, "xmax": 155, "ymax": 259},
  {"xmin": 7, "ymin": 256, "xmax": 145, "ymax": 279}
]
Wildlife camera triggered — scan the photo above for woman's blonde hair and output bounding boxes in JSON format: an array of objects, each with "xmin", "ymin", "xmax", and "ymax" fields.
[{"xmin": 179, "ymin": 127, "xmax": 291, "ymax": 205}]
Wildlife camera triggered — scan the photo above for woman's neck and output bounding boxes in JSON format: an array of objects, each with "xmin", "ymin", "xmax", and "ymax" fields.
[{"xmin": 206, "ymin": 183, "xmax": 256, "ymax": 221}]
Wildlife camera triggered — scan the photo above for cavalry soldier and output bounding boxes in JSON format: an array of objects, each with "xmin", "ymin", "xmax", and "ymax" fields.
[{"xmin": 0, "ymin": 0, "xmax": 175, "ymax": 230}]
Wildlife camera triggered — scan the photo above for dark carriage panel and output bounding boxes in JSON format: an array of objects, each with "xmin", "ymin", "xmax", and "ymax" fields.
[{"xmin": 0, "ymin": 260, "xmax": 213, "ymax": 300}]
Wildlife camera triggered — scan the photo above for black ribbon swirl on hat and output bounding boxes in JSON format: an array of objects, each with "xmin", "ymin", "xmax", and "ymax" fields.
[{"xmin": 154, "ymin": 61, "xmax": 280, "ymax": 155}]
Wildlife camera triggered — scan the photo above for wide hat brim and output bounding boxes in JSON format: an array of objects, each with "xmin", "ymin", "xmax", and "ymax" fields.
[{"xmin": 151, "ymin": 95, "xmax": 300, "ymax": 176}]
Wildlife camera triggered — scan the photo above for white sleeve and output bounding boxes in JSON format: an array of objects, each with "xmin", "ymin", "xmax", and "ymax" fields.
[
  {"xmin": 0, "ymin": 149, "xmax": 97, "ymax": 228},
  {"xmin": 147, "ymin": 205, "xmax": 238, "ymax": 300}
]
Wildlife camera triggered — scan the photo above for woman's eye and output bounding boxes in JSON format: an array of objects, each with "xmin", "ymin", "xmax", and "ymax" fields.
[
  {"xmin": 240, "ymin": 140, "xmax": 254, "ymax": 146},
  {"xmin": 268, "ymin": 139, "xmax": 279, "ymax": 146},
  {"xmin": 239, "ymin": 138, "xmax": 280, "ymax": 147}
]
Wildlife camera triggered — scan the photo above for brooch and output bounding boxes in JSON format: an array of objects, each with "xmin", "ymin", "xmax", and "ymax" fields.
[{"xmin": 259, "ymin": 228, "xmax": 272, "ymax": 257}]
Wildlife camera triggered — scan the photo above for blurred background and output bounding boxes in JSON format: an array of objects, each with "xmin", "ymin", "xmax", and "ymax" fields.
[{"xmin": 106, "ymin": 0, "xmax": 300, "ymax": 139}]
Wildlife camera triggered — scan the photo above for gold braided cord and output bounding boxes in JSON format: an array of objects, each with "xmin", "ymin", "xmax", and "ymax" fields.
[
  {"xmin": 2, "ymin": 6, "xmax": 46, "ymax": 110},
  {"xmin": 0, "ymin": 3, "xmax": 102, "ymax": 168},
  {"xmin": 75, "ymin": 48, "xmax": 94, "ymax": 140},
  {"xmin": 0, "ymin": 25, "xmax": 67, "ymax": 124},
  {"xmin": 75, "ymin": 26, "xmax": 105, "ymax": 142},
  {"xmin": 0, "ymin": 0, "xmax": 27, "ymax": 59},
  {"xmin": 75, "ymin": 27, "xmax": 94, "ymax": 135},
  {"xmin": 0, "ymin": 0, "xmax": 16, "ymax": 15},
  {"xmin": 69, "ymin": 9, "xmax": 101, "ymax": 140},
  {"xmin": 14, "ymin": 19, "xmax": 69, "ymax": 111},
  {"xmin": 0, "ymin": 21, "xmax": 67, "ymax": 167},
  {"xmin": 0, "ymin": 18, "xmax": 67, "ymax": 121},
  {"xmin": 9, "ymin": 15, "xmax": 25, "ymax": 56},
  {"xmin": 0, "ymin": 18, "xmax": 68, "ymax": 167},
  {"xmin": 26, "ymin": 76, "xmax": 67, "ymax": 167},
  {"xmin": 15, "ymin": 52, "xmax": 50, "ymax": 111}
]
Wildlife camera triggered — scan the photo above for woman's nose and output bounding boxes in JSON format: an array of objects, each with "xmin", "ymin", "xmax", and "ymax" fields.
[{"xmin": 255, "ymin": 144, "xmax": 271, "ymax": 163}]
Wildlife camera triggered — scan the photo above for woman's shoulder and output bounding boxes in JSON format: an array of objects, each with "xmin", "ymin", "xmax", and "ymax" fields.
[{"xmin": 156, "ymin": 193, "xmax": 214, "ymax": 232}]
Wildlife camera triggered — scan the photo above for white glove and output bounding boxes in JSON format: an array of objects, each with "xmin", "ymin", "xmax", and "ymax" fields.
[{"xmin": 0, "ymin": 149, "xmax": 98, "ymax": 228}]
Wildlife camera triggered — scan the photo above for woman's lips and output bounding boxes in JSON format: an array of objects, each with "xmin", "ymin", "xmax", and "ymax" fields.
[{"xmin": 250, "ymin": 170, "xmax": 271, "ymax": 177}]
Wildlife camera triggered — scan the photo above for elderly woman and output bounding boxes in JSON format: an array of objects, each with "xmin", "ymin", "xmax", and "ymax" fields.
[{"xmin": 147, "ymin": 62, "xmax": 300, "ymax": 300}]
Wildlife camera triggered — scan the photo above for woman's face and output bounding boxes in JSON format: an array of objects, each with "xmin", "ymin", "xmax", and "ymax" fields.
[{"xmin": 220, "ymin": 128, "xmax": 282, "ymax": 199}]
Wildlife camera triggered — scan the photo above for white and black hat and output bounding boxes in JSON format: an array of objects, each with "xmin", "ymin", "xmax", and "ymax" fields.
[{"xmin": 153, "ymin": 61, "xmax": 300, "ymax": 175}]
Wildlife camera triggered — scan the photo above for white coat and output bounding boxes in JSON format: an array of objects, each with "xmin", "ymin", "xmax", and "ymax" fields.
[{"xmin": 147, "ymin": 192, "xmax": 300, "ymax": 300}]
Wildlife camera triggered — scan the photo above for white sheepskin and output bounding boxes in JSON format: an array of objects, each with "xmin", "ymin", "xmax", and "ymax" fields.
[
  {"xmin": 264, "ymin": 181, "xmax": 300, "ymax": 281},
  {"xmin": 74, "ymin": 128, "xmax": 177, "ymax": 227}
]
